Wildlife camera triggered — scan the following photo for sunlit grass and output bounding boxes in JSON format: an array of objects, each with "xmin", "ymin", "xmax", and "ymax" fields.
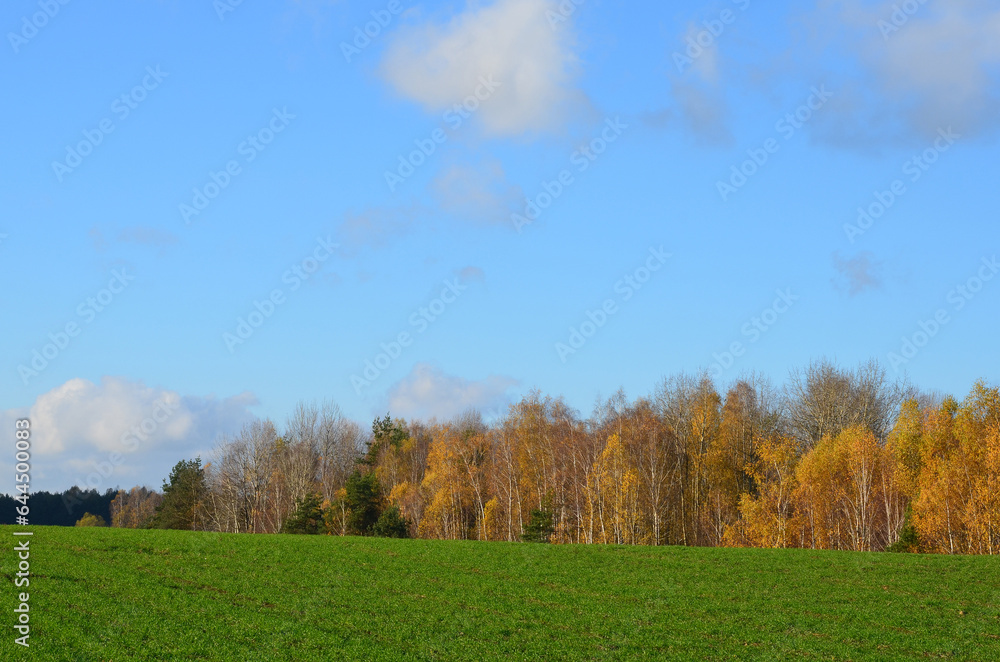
[{"xmin": 2, "ymin": 525, "xmax": 998, "ymax": 660}]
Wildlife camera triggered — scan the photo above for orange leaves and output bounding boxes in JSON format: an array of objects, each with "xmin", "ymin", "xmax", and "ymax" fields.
[
  {"xmin": 887, "ymin": 399, "xmax": 924, "ymax": 499},
  {"xmin": 419, "ymin": 428, "xmax": 478, "ymax": 540},
  {"xmin": 793, "ymin": 426, "xmax": 894, "ymax": 551},
  {"xmin": 481, "ymin": 497, "xmax": 502, "ymax": 542},
  {"xmin": 903, "ymin": 384, "xmax": 1000, "ymax": 554},
  {"xmin": 726, "ymin": 434, "xmax": 799, "ymax": 549},
  {"xmin": 588, "ymin": 434, "xmax": 641, "ymax": 545},
  {"xmin": 210, "ymin": 377, "xmax": 1000, "ymax": 555},
  {"xmin": 968, "ymin": 425, "xmax": 1000, "ymax": 554}
]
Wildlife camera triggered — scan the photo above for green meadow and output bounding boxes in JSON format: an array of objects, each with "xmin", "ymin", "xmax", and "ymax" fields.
[{"xmin": 2, "ymin": 526, "xmax": 998, "ymax": 660}]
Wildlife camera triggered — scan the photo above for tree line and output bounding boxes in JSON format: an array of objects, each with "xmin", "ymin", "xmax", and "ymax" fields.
[
  {"xmin": 45, "ymin": 359, "xmax": 1000, "ymax": 554},
  {"xmin": 0, "ymin": 487, "xmax": 116, "ymax": 526}
]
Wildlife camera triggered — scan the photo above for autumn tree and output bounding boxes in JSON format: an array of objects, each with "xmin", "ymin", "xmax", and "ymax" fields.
[
  {"xmin": 912, "ymin": 397, "xmax": 963, "ymax": 553},
  {"xmin": 883, "ymin": 398, "xmax": 925, "ymax": 547},
  {"xmin": 706, "ymin": 377, "xmax": 778, "ymax": 546},
  {"xmin": 914, "ymin": 384, "xmax": 1000, "ymax": 554},
  {"xmin": 419, "ymin": 424, "xmax": 478, "ymax": 540},
  {"xmin": 622, "ymin": 399, "xmax": 672, "ymax": 546},
  {"xmin": 128, "ymin": 366, "xmax": 999, "ymax": 555},
  {"xmin": 110, "ymin": 487, "xmax": 163, "ymax": 529},
  {"xmin": 728, "ymin": 433, "xmax": 798, "ymax": 548},
  {"xmin": 596, "ymin": 433, "xmax": 641, "ymax": 544},
  {"xmin": 323, "ymin": 488, "xmax": 350, "ymax": 536}
]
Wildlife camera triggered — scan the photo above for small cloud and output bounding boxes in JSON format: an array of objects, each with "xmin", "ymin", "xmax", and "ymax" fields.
[
  {"xmin": 277, "ymin": 0, "xmax": 343, "ymax": 36},
  {"xmin": 385, "ymin": 363, "xmax": 518, "ymax": 421},
  {"xmin": 88, "ymin": 225, "xmax": 179, "ymax": 255},
  {"xmin": 458, "ymin": 266, "xmax": 485, "ymax": 283},
  {"xmin": 336, "ymin": 205, "xmax": 421, "ymax": 254},
  {"xmin": 680, "ymin": 22, "xmax": 721, "ymax": 83},
  {"xmin": 432, "ymin": 158, "xmax": 524, "ymax": 225},
  {"xmin": 117, "ymin": 226, "xmax": 180, "ymax": 250},
  {"xmin": 672, "ymin": 81, "xmax": 733, "ymax": 146},
  {"xmin": 89, "ymin": 226, "xmax": 106, "ymax": 252},
  {"xmin": 640, "ymin": 108, "xmax": 673, "ymax": 130},
  {"xmin": 832, "ymin": 251, "xmax": 883, "ymax": 296},
  {"xmin": 380, "ymin": 0, "xmax": 584, "ymax": 137}
]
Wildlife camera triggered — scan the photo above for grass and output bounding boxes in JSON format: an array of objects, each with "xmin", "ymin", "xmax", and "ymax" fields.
[{"xmin": 2, "ymin": 526, "xmax": 999, "ymax": 660}]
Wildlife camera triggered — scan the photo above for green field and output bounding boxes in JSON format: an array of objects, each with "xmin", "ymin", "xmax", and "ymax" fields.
[{"xmin": 2, "ymin": 526, "xmax": 999, "ymax": 660}]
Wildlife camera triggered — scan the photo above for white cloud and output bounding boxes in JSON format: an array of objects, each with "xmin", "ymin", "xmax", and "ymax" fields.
[
  {"xmin": 385, "ymin": 363, "xmax": 518, "ymax": 420},
  {"xmin": 0, "ymin": 377, "xmax": 257, "ymax": 491},
  {"xmin": 380, "ymin": 0, "xmax": 583, "ymax": 136}
]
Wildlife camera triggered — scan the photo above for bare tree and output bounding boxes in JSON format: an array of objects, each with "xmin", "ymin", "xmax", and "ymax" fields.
[
  {"xmin": 205, "ymin": 418, "xmax": 279, "ymax": 533},
  {"xmin": 316, "ymin": 402, "xmax": 366, "ymax": 502},
  {"xmin": 110, "ymin": 487, "xmax": 163, "ymax": 528},
  {"xmin": 784, "ymin": 359, "xmax": 910, "ymax": 449}
]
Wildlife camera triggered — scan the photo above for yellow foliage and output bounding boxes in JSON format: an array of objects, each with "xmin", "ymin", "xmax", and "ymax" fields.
[{"xmin": 481, "ymin": 497, "xmax": 501, "ymax": 542}]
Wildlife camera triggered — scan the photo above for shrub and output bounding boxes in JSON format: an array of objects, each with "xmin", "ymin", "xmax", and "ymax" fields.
[{"xmin": 75, "ymin": 513, "xmax": 107, "ymax": 527}]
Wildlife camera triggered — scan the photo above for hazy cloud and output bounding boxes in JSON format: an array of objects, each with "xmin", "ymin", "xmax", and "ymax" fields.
[
  {"xmin": 88, "ymin": 225, "xmax": 180, "ymax": 254},
  {"xmin": 832, "ymin": 251, "xmax": 883, "ymax": 296},
  {"xmin": 89, "ymin": 226, "xmax": 106, "ymax": 252},
  {"xmin": 457, "ymin": 266, "xmax": 486, "ymax": 283},
  {"xmin": 807, "ymin": 0, "xmax": 1000, "ymax": 144},
  {"xmin": 664, "ymin": 16, "xmax": 737, "ymax": 145},
  {"xmin": 432, "ymin": 158, "xmax": 524, "ymax": 225},
  {"xmin": 117, "ymin": 226, "xmax": 180, "ymax": 249},
  {"xmin": 336, "ymin": 205, "xmax": 422, "ymax": 254},
  {"xmin": 385, "ymin": 363, "xmax": 518, "ymax": 420},
  {"xmin": 672, "ymin": 81, "xmax": 733, "ymax": 146}
]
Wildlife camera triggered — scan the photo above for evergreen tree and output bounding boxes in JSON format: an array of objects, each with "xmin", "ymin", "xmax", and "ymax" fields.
[
  {"xmin": 151, "ymin": 458, "xmax": 207, "ymax": 530},
  {"xmin": 522, "ymin": 507, "xmax": 555, "ymax": 543},
  {"xmin": 281, "ymin": 492, "xmax": 325, "ymax": 534},
  {"xmin": 364, "ymin": 414, "xmax": 409, "ymax": 467},
  {"xmin": 345, "ymin": 470, "xmax": 382, "ymax": 536},
  {"xmin": 887, "ymin": 505, "xmax": 921, "ymax": 553},
  {"xmin": 372, "ymin": 505, "xmax": 410, "ymax": 538}
]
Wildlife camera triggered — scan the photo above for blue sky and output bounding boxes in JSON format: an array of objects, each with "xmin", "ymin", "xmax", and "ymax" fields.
[{"xmin": 2, "ymin": 0, "xmax": 998, "ymax": 492}]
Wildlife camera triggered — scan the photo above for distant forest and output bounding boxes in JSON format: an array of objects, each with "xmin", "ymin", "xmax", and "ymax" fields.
[
  {"xmin": 1, "ymin": 488, "xmax": 115, "ymax": 526},
  {"xmin": 8, "ymin": 359, "xmax": 1000, "ymax": 555}
]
